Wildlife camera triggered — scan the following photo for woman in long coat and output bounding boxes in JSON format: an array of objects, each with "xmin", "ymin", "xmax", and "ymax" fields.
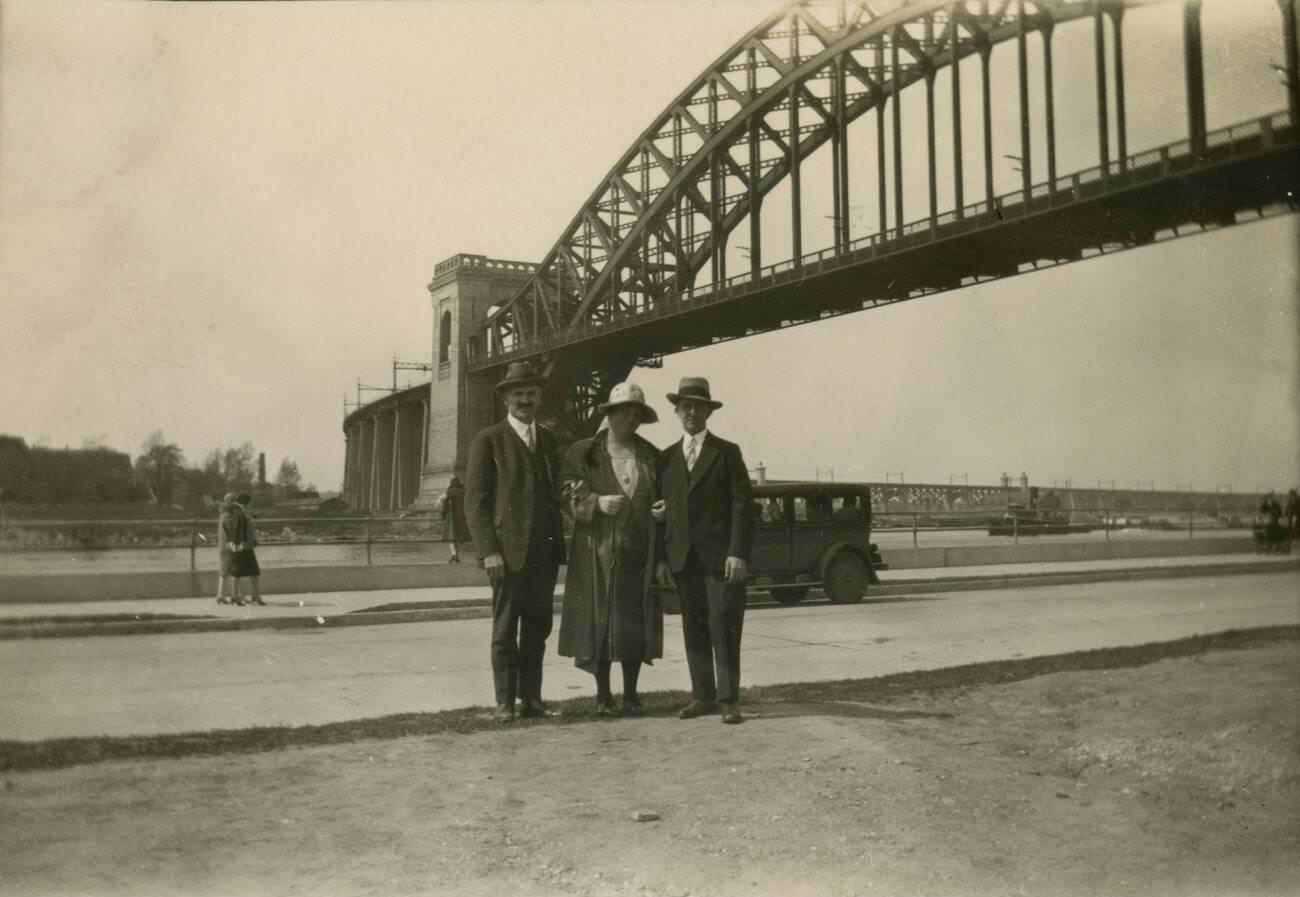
[
  {"xmin": 230, "ymin": 492, "xmax": 265, "ymax": 605},
  {"xmin": 216, "ymin": 493, "xmax": 243, "ymax": 605},
  {"xmin": 558, "ymin": 382, "xmax": 664, "ymax": 715}
]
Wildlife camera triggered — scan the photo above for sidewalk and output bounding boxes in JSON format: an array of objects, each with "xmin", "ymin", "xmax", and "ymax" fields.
[{"xmin": 0, "ymin": 552, "xmax": 1294, "ymax": 639}]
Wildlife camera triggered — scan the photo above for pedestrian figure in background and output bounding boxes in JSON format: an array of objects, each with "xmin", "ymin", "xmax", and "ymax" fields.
[
  {"xmin": 1285, "ymin": 489, "xmax": 1299, "ymax": 543},
  {"xmin": 216, "ymin": 492, "xmax": 244, "ymax": 605},
  {"xmin": 232, "ymin": 492, "xmax": 265, "ymax": 605},
  {"xmin": 464, "ymin": 361, "xmax": 566, "ymax": 724},
  {"xmin": 1256, "ymin": 491, "xmax": 1285, "ymax": 554},
  {"xmin": 654, "ymin": 377, "xmax": 755, "ymax": 725},
  {"xmin": 440, "ymin": 476, "xmax": 468, "ymax": 564},
  {"xmin": 558, "ymin": 382, "xmax": 664, "ymax": 717},
  {"xmin": 762, "ymin": 497, "xmax": 784, "ymax": 523}
]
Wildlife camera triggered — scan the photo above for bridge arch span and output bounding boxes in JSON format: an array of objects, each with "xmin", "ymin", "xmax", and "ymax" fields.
[
  {"xmin": 460, "ymin": 0, "xmax": 1296, "ymax": 440},
  {"xmin": 479, "ymin": 1, "xmax": 1187, "ymax": 358}
]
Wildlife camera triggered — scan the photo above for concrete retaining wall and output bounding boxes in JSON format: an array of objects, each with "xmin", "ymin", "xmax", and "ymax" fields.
[{"xmin": 0, "ymin": 535, "xmax": 1258, "ymax": 603}]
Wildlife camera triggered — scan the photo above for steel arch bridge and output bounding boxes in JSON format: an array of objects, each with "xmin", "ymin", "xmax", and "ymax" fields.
[{"xmin": 465, "ymin": 0, "xmax": 1299, "ymax": 436}]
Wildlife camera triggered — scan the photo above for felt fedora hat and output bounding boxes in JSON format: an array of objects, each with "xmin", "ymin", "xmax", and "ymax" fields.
[
  {"xmin": 495, "ymin": 360, "xmax": 547, "ymax": 393},
  {"xmin": 666, "ymin": 376, "xmax": 723, "ymax": 409},
  {"xmin": 596, "ymin": 381, "xmax": 658, "ymax": 423}
]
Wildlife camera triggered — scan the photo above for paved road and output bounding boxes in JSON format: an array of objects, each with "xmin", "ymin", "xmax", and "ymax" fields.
[{"xmin": 2, "ymin": 570, "xmax": 1295, "ymax": 741}]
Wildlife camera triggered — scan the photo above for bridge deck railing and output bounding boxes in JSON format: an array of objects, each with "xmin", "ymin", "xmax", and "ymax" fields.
[
  {"xmin": 870, "ymin": 507, "xmax": 1266, "ymax": 551},
  {"xmin": 471, "ymin": 109, "xmax": 1293, "ymax": 364}
]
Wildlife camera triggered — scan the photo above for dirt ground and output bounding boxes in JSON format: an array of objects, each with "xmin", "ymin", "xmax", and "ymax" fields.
[{"xmin": 2, "ymin": 635, "xmax": 1297, "ymax": 897}]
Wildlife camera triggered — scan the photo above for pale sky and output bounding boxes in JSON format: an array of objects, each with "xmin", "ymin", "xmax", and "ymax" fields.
[{"xmin": 3, "ymin": 0, "xmax": 1296, "ymax": 495}]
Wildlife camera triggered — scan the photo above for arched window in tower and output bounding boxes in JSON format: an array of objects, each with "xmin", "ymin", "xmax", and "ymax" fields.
[{"xmin": 438, "ymin": 310, "xmax": 452, "ymax": 366}]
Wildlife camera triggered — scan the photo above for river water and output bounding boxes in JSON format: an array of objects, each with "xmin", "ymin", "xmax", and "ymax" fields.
[{"xmin": 0, "ymin": 527, "xmax": 1247, "ymax": 575}]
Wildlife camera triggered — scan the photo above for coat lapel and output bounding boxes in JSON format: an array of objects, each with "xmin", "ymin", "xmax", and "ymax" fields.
[
  {"xmin": 501, "ymin": 420, "xmax": 531, "ymax": 482},
  {"xmin": 537, "ymin": 425, "xmax": 554, "ymax": 485},
  {"xmin": 666, "ymin": 442, "xmax": 689, "ymax": 497},
  {"xmin": 688, "ymin": 434, "xmax": 720, "ymax": 491}
]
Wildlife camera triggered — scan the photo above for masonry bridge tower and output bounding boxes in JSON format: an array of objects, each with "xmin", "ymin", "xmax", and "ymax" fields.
[
  {"xmin": 415, "ymin": 254, "xmax": 539, "ymax": 505},
  {"xmin": 340, "ymin": 254, "xmax": 536, "ymax": 511}
]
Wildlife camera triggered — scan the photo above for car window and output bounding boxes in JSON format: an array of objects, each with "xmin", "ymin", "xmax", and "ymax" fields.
[
  {"xmin": 807, "ymin": 496, "xmax": 832, "ymax": 521},
  {"xmin": 758, "ymin": 498, "xmax": 785, "ymax": 524},
  {"xmin": 767, "ymin": 491, "xmax": 870, "ymax": 524},
  {"xmin": 831, "ymin": 496, "xmax": 865, "ymax": 522}
]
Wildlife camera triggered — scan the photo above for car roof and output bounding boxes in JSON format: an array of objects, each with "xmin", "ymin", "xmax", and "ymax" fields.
[{"xmin": 753, "ymin": 482, "xmax": 871, "ymax": 498}]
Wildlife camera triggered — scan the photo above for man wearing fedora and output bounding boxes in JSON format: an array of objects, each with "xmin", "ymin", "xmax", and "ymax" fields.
[
  {"xmin": 654, "ymin": 376, "xmax": 755, "ymax": 724},
  {"xmin": 465, "ymin": 360, "xmax": 567, "ymax": 723}
]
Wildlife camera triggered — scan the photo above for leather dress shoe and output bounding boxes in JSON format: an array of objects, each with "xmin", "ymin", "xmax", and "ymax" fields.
[
  {"xmin": 720, "ymin": 702, "xmax": 744, "ymax": 725},
  {"xmin": 594, "ymin": 699, "xmax": 617, "ymax": 718},
  {"xmin": 518, "ymin": 699, "xmax": 552, "ymax": 719},
  {"xmin": 621, "ymin": 697, "xmax": 645, "ymax": 717},
  {"xmin": 492, "ymin": 704, "xmax": 515, "ymax": 724},
  {"xmin": 678, "ymin": 700, "xmax": 719, "ymax": 719}
]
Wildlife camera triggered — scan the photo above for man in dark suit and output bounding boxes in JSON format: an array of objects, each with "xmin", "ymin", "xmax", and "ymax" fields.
[
  {"xmin": 654, "ymin": 376, "xmax": 755, "ymax": 724},
  {"xmin": 465, "ymin": 360, "xmax": 566, "ymax": 723}
]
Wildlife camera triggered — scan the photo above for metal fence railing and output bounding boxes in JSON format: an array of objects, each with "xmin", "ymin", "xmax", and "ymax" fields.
[
  {"xmin": 0, "ymin": 512, "xmax": 449, "ymax": 572},
  {"xmin": 1, "ymin": 503, "xmax": 1275, "ymax": 576}
]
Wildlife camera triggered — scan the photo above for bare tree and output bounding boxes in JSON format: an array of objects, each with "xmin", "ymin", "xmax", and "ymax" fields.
[
  {"xmin": 199, "ymin": 442, "xmax": 257, "ymax": 494},
  {"xmin": 134, "ymin": 431, "xmax": 185, "ymax": 505},
  {"xmin": 275, "ymin": 458, "xmax": 302, "ymax": 492},
  {"xmin": 221, "ymin": 443, "xmax": 257, "ymax": 491}
]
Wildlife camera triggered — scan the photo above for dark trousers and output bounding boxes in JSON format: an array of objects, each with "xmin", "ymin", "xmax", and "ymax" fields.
[
  {"xmin": 676, "ymin": 550, "xmax": 746, "ymax": 703},
  {"xmin": 490, "ymin": 547, "xmax": 558, "ymax": 707}
]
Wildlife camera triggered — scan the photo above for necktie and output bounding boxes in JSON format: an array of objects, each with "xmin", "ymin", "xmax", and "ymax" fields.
[
  {"xmin": 525, "ymin": 426, "xmax": 535, "ymax": 453},
  {"xmin": 685, "ymin": 437, "xmax": 698, "ymax": 471}
]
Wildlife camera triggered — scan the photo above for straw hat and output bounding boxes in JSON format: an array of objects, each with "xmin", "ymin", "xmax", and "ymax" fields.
[{"xmin": 596, "ymin": 381, "xmax": 658, "ymax": 423}]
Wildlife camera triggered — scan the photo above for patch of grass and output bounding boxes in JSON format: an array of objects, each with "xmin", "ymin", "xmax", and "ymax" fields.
[
  {"xmin": 749, "ymin": 625, "xmax": 1300, "ymax": 704},
  {"xmin": 2, "ymin": 625, "xmax": 1295, "ymax": 774}
]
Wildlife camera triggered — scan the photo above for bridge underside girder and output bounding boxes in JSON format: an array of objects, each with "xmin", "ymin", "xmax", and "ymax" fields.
[{"xmin": 500, "ymin": 137, "xmax": 1296, "ymax": 438}]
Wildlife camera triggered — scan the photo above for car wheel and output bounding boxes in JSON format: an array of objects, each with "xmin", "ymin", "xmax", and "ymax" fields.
[
  {"xmin": 824, "ymin": 552, "xmax": 868, "ymax": 604},
  {"xmin": 769, "ymin": 587, "xmax": 809, "ymax": 605}
]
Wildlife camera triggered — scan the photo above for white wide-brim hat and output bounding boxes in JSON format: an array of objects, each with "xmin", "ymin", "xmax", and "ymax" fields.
[{"xmin": 595, "ymin": 381, "xmax": 658, "ymax": 423}]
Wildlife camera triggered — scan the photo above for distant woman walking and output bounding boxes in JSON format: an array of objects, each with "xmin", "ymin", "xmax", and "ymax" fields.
[
  {"xmin": 440, "ymin": 475, "xmax": 470, "ymax": 564},
  {"xmin": 221, "ymin": 492, "xmax": 266, "ymax": 606},
  {"xmin": 216, "ymin": 493, "xmax": 242, "ymax": 605}
]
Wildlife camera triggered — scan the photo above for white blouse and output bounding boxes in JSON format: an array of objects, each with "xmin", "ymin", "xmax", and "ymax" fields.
[{"xmin": 609, "ymin": 454, "xmax": 639, "ymax": 498}]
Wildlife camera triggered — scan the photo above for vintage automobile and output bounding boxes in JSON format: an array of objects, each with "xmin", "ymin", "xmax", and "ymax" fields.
[{"xmin": 661, "ymin": 482, "xmax": 886, "ymax": 610}]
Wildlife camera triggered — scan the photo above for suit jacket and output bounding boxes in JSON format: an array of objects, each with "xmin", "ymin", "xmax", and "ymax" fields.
[
  {"xmin": 464, "ymin": 417, "xmax": 566, "ymax": 572},
  {"xmin": 658, "ymin": 432, "xmax": 755, "ymax": 573}
]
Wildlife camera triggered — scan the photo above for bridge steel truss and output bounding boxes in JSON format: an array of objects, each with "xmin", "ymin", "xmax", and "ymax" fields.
[{"xmin": 467, "ymin": 0, "xmax": 1300, "ymax": 434}]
